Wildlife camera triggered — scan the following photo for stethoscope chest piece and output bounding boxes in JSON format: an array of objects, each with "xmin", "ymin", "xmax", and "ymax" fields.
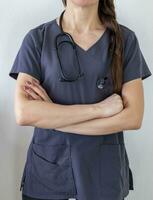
[{"xmin": 96, "ymin": 76, "xmax": 108, "ymax": 89}]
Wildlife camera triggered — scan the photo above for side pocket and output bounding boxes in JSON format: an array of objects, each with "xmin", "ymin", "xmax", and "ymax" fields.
[
  {"xmin": 99, "ymin": 144, "xmax": 123, "ymax": 198},
  {"xmin": 30, "ymin": 141, "xmax": 77, "ymax": 195}
]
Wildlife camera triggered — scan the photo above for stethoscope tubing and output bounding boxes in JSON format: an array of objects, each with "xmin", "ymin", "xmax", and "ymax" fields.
[{"xmin": 55, "ymin": 9, "xmax": 109, "ymax": 88}]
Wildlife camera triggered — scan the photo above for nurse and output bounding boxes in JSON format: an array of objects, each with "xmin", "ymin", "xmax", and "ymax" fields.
[{"xmin": 9, "ymin": 0, "xmax": 152, "ymax": 200}]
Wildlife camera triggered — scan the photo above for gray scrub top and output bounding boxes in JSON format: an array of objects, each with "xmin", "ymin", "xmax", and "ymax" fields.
[{"xmin": 9, "ymin": 18, "xmax": 152, "ymax": 200}]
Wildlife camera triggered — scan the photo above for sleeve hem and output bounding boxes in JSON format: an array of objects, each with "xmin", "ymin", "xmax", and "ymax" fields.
[
  {"xmin": 142, "ymin": 72, "xmax": 152, "ymax": 80},
  {"xmin": 9, "ymin": 70, "xmax": 41, "ymax": 82},
  {"xmin": 122, "ymin": 72, "xmax": 152, "ymax": 84}
]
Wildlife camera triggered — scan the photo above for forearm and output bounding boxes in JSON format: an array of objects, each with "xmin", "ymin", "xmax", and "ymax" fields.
[
  {"xmin": 55, "ymin": 106, "xmax": 141, "ymax": 136},
  {"xmin": 17, "ymin": 98, "xmax": 100, "ymax": 129},
  {"xmin": 16, "ymin": 75, "xmax": 124, "ymax": 130}
]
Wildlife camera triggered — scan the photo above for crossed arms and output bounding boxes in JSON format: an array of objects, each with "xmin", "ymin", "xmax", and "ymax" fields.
[{"xmin": 13, "ymin": 72, "xmax": 144, "ymax": 136}]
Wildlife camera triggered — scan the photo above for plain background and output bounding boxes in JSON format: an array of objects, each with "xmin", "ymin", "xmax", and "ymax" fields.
[{"xmin": 0, "ymin": 0, "xmax": 153, "ymax": 199}]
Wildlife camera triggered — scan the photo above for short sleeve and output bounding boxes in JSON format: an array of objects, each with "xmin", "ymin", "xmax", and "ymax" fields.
[
  {"xmin": 122, "ymin": 31, "xmax": 152, "ymax": 84},
  {"xmin": 9, "ymin": 29, "xmax": 42, "ymax": 82}
]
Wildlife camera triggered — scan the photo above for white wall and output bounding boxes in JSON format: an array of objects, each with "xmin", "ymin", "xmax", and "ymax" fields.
[{"xmin": 0, "ymin": 0, "xmax": 153, "ymax": 199}]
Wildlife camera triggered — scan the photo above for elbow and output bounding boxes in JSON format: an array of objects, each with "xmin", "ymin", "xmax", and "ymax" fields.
[
  {"xmin": 15, "ymin": 108, "xmax": 26, "ymax": 126},
  {"xmin": 15, "ymin": 106, "xmax": 29, "ymax": 126},
  {"xmin": 16, "ymin": 116, "xmax": 26, "ymax": 126},
  {"xmin": 124, "ymin": 106, "xmax": 144, "ymax": 130},
  {"xmin": 130, "ymin": 116, "xmax": 143, "ymax": 130},
  {"xmin": 132, "ymin": 120, "xmax": 142, "ymax": 130}
]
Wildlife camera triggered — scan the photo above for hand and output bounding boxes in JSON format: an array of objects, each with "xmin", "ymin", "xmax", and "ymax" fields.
[
  {"xmin": 96, "ymin": 93, "xmax": 124, "ymax": 118},
  {"xmin": 23, "ymin": 79, "xmax": 53, "ymax": 103}
]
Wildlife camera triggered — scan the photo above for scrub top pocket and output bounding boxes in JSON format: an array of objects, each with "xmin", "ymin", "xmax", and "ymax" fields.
[
  {"xmin": 29, "ymin": 140, "xmax": 77, "ymax": 196},
  {"xmin": 99, "ymin": 144, "xmax": 130, "ymax": 199}
]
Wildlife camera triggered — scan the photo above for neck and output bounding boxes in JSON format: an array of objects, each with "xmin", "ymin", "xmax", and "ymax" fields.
[{"xmin": 61, "ymin": 1, "xmax": 103, "ymax": 33}]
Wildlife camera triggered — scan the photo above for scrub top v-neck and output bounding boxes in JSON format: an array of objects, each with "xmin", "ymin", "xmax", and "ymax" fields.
[
  {"xmin": 54, "ymin": 19, "xmax": 109, "ymax": 55},
  {"xmin": 9, "ymin": 17, "xmax": 152, "ymax": 200}
]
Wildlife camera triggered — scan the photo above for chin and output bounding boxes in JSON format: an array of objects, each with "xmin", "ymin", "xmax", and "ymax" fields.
[{"xmin": 71, "ymin": 0, "xmax": 98, "ymax": 7}]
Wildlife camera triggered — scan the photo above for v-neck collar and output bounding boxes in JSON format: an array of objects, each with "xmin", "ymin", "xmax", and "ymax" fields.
[{"xmin": 53, "ymin": 18, "xmax": 108, "ymax": 55}]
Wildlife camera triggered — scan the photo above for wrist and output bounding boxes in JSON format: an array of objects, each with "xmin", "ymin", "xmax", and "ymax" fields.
[{"xmin": 91, "ymin": 103, "xmax": 103, "ymax": 118}]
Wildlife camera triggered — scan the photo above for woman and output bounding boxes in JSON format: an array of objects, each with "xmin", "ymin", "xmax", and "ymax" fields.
[{"xmin": 9, "ymin": 0, "xmax": 152, "ymax": 200}]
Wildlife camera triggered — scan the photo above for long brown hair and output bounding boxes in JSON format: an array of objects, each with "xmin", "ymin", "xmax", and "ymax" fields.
[{"xmin": 62, "ymin": 0, "xmax": 124, "ymax": 94}]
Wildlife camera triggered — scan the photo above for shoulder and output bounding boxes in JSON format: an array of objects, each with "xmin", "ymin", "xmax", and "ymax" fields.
[
  {"xmin": 29, "ymin": 18, "xmax": 56, "ymax": 37},
  {"xmin": 22, "ymin": 18, "xmax": 56, "ymax": 50},
  {"xmin": 118, "ymin": 23, "xmax": 139, "ymax": 49},
  {"xmin": 119, "ymin": 23, "xmax": 135, "ymax": 38}
]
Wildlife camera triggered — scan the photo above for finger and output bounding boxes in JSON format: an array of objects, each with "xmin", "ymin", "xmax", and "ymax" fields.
[
  {"xmin": 27, "ymin": 93, "xmax": 35, "ymax": 100},
  {"xmin": 25, "ymin": 81, "xmax": 47, "ymax": 100},
  {"xmin": 26, "ymin": 81, "xmax": 50, "ymax": 101},
  {"xmin": 24, "ymin": 86, "xmax": 43, "ymax": 101},
  {"xmin": 33, "ymin": 83, "xmax": 53, "ymax": 102},
  {"xmin": 32, "ymin": 78, "xmax": 40, "ymax": 84},
  {"xmin": 32, "ymin": 80, "xmax": 49, "ymax": 97}
]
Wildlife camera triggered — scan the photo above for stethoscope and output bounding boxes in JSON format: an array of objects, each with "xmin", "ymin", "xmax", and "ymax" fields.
[{"xmin": 55, "ymin": 10, "xmax": 109, "ymax": 90}]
